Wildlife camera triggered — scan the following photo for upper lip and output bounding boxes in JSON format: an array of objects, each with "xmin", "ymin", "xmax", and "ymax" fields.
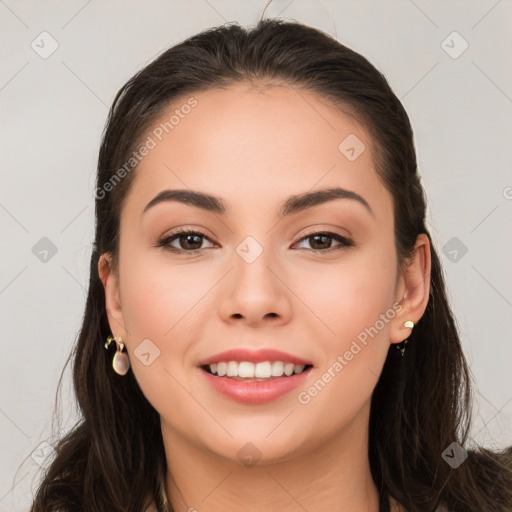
[{"xmin": 197, "ymin": 348, "xmax": 313, "ymax": 367}]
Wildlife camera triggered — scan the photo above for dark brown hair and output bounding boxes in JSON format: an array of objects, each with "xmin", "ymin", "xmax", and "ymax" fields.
[{"xmin": 29, "ymin": 18, "xmax": 512, "ymax": 512}]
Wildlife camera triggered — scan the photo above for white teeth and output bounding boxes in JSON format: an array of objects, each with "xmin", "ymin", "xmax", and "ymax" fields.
[
  {"xmin": 238, "ymin": 361, "xmax": 255, "ymax": 378},
  {"xmin": 284, "ymin": 363, "xmax": 294, "ymax": 376},
  {"xmin": 254, "ymin": 362, "xmax": 272, "ymax": 378},
  {"xmin": 226, "ymin": 361, "xmax": 238, "ymax": 377},
  {"xmin": 271, "ymin": 361, "xmax": 284, "ymax": 376},
  {"xmin": 207, "ymin": 360, "xmax": 309, "ymax": 378},
  {"xmin": 217, "ymin": 362, "xmax": 227, "ymax": 376}
]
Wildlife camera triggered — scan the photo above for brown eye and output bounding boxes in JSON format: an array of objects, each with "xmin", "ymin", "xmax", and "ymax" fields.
[
  {"xmin": 176, "ymin": 233, "xmax": 204, "ymax": 251},
  {"xmin": 158, "ymin": 230, "xmax": 215, "ymax": 253},
  {"xmin": 295, "ymin": 232, "xmax": 353, "ymax": 252}
]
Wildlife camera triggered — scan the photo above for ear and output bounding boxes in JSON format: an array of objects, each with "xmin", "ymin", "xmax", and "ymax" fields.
[
  {"xmin": 389, "ymin": 233, "xmax": 431, "ymax": 344},
  {"xmin": 98, "ymin": 253, "xmax": 127, "ymax": 338}
]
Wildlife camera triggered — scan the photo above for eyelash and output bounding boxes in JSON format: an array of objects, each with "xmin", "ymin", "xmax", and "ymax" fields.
[{"xmin": 156, "ymin": 228, "xmax": 354, "ymax": 254}]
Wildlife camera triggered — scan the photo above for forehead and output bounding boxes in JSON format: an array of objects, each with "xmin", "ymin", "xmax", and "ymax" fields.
[{"xmin": 121, "ymin": 82, "xmax": 390, "ymax": 219}]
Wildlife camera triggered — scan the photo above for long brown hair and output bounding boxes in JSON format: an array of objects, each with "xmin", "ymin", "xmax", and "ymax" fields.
[{"xmin": 30, "ymin": 18, "xmax": 512, "ymax": 512}]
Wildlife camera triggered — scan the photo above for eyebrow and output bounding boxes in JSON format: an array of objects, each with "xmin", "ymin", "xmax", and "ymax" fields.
[{"xmin": 142, "ymin": 187, "xmax": 373, "ymax": 218}]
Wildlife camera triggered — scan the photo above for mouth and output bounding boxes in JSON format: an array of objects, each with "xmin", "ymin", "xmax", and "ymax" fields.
[
  {"xmin": 201, "ymin": 361, "xmax": 314, "ymax": 381},
  {"xmin": 197, "ymin": 348, "xmax": 314, "ymax": 404},
  {"xmin": 198, "ymin": 359, "xmax": 314, "ymax": 405}
]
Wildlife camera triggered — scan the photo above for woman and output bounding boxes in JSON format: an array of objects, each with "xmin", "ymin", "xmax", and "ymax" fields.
[{"xmin": 30, "ymin": 18, "xmax": 512, "ymax": 512}]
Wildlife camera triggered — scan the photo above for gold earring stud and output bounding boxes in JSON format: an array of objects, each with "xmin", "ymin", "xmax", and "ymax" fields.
[{"xmin": 396, "ymin": 320, "xmax": 415, "ymax": 357}]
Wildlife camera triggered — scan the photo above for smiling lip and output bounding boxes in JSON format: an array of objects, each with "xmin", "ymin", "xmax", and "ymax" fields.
[
  {"xmin": 197, "ymin": 348, "xmax": 313, "ymax": 405},
  {"xmin": 199, "ymin": 365, "xmax": 312, "ymax": 405},
  {"xmin": 197, "ymin": 348, "xmax": 312, "ymax": 366}
]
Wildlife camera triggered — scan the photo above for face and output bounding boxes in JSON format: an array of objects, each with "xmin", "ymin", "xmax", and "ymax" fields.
[{"xmin": 102, "ymin": 82, "xmax": 414, "ymax": 465}]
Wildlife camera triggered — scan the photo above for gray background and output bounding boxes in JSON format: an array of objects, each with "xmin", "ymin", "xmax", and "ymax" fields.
[{"xmin": 1, "ymin": 0, "xmax": 511, "ymax": 510}]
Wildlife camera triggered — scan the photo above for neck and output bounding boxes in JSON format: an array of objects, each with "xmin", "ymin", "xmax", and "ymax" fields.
[{"xmin": 161, "ymin": 402, "xmax": 381, "ymax": 512}]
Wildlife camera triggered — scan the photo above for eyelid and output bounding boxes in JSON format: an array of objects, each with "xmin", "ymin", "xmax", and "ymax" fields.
[
  {"xmin": 295, "ymin": 226, "xmax": 352, "ymax": 242},
  {"xmin": 164, "ymin": 227, "xmax": 213, "ymax": 240}
]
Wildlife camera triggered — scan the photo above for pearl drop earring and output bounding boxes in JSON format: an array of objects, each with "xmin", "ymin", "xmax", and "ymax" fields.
[{"xmin": 104, "ymin": 335, "xmax": 130, "ymax": 375}]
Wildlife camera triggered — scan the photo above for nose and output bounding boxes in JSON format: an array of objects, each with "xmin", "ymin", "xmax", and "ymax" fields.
[{"xmin": 217, "ymin": 245, "xmax": 293, "ymax": 328}]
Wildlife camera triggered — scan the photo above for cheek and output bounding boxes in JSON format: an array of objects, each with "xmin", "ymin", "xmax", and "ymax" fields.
[
  {"xmin": 116, "ymin": 253, "xmax": 211, "ymax": 415},
  {"xmin": 119, "ymin": 250, "xmax": 212, "ymax": 340},
  {"xmin": 296, "ymin": 245, "xmax": 397, "ymax": 345},
  {"xmin": 117, "ymin": 247, "xmax": 222, "ymax": 396},
  {"xmin": 292, "ymin": 244, "xmax": 397, "ymax": 409}
]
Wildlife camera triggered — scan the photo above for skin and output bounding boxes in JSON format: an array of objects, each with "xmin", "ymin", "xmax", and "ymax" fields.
[{"xmin": 99, "ymin": 82, "xmax": 431, "ymax": 512}]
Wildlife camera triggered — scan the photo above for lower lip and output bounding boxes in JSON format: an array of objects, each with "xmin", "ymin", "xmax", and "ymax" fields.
[{"xmin": 199, "ymin": 367, "xmax": 312, "ymax": 405}]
